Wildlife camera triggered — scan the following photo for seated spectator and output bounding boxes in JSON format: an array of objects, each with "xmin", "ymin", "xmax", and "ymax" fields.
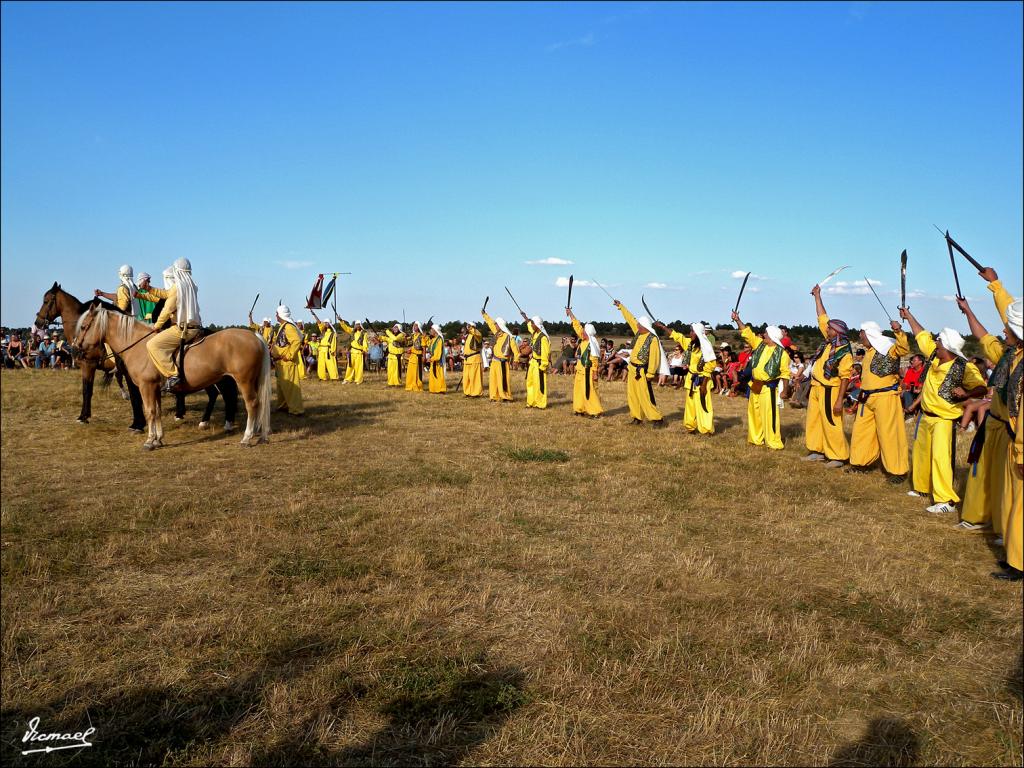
[
  {"xmin": 53, "ymin": 335, "xmax": 73, "ymax": 369},
  {"xmin": 901, "ymin": 353, "xmax": 926, "ymax": 416},
  {"xmin": 555, "ymin": 336, "xmax": 578, "ymax": 375},
  {"xmin": 606, "ymin": 344, "xmax": 630, "ymax": 381},
  {"xmin": 368, "ymin": 336, "xmax": 384, "ymax": 372},
  {"xmin": 481, "ymin": 340, "xmax": 492, "ymax": 371},
  {"xmin": 786, "ymin": 350, "xmax": 809, "ymax": 408},
  {"xmin": 668, "ymin": 344, "xmax": 686, "ymax": 387},
  {"xmin": 845, "ymin": 362, "xmax": 863, "ymax": 412},
  {"xmin": 35, "ymin": 335, "xmax": 55, "ymax": 369},
  {"xmin": 971, "ymin": 356, "xmax": 991, "ymax": 381}
]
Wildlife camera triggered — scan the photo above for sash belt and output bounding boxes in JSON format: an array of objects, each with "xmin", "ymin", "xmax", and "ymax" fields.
[{"xmin": 858, "ymin": 383, "xmax": 899, "ymax": 415}]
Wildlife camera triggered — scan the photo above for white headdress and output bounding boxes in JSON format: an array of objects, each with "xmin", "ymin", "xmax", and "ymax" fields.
[
  {"xmin": 860, "ymin": 320, "xmax": 894, "ymax": 356},
  {"xmin": 630, "ymin": 315, "xmax": 669, "ymax": 375},
  {"xmin": 276, "ymin": 304, "xmax": 297, "ymax": 328},
  {"xmin": 162, "ymin": 268, "xmax": 175, "ymax": 289},
  {"xmin": 530, "ymin": 316, "xmax": 548, "ymax": 337},
  {"xmin": 938, "ymin": 328, "xmax": 966, "ymax": 359},
  {"xmin": 635, "ymin": 315, "xmax": 654, "ymax": 333},
  {"xmin": 170, "ymin": 258, "xmax": 201, "ymax": 327},
  {"xmin": 118, "ymin": 264, "xmax": 139, "ymax": 318},
  {"xmin": 1007, "ymin": 299, "xmax": 1023, "ymax": 339},
  {"xmin": 431, "ymin": 323, "xmax": 443, "ymax": 342},
  {"xmin": 495, "ymin": 316, "xmax": 512, "ymax": 337},
  {"xmin": 262, "ymin": 317, "xmax": 272, "ymax": 325},
  {"xmin": 137, "ymin": 271, "xmax": 151, "ymax": 283},
  {"xmin": 583, "ymin": 322, "xmax": 600, "ymax": 358},
  {"xmin": 766, "ymin": 325, "xmax": 784, "ymax": 346},
  {"xmin": 691, "ymin": 321, "xmax": 715, "ymax": 363}
]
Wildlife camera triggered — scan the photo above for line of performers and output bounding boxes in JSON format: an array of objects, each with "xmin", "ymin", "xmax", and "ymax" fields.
[{"xmin": 238, "ymin": 270, "xmax": 1020, "ymax": 582}]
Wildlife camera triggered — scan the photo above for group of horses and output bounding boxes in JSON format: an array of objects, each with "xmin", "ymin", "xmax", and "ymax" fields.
[{"xmin": 33, "ymin": 284, "xmax": 272, "ymax": 449}]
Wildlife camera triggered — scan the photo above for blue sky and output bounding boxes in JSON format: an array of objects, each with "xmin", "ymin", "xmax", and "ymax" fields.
[{"xmin": 2, "ymin": 1, "xmax": 1021, "ymax": 333}]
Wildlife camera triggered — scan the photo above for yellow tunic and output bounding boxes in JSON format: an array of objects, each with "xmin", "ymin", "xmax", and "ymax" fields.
[
  {"xmin": 619, "ymin": 305, "xmax": 663, "ymax": 422},
  {"xmin": 426, "ymin": 335, "xmax": 447, "ymax": 393},
  {"xmin": 482, "ymin": 311, "xmax": 518, "ymax": 402},
  {"xmin": 138, "ymin": 284, "xmax": 200, "ymax": 378},
  {"xmin": 384, "ymin": 329, "xmax": 406, "ymax": 386},
  {"xmin": 740, "ymin": 325, "xmax": 791, "ymax": 449},
  {"xmin": 806, "ymin": 313, "xmax": 853, "ymax": 460},
  {"xmin": 525, "ymin": 323, "xmax": 550, "ymax": 409},
  {"xmin": 405, "ymin": 331, "xmax": 425, "ymax": 392},
  {"xmin": 849, "ymin": 330, "xmax": 909, "ymax": 475},
  {"xmin": 249, "ymin": 322, "xmax": 275, "ymax": 345},
  {"xmin": 911, "ymin": 330, "xmax": 986, "ymax": 503},
  {"xmin": 671, "ymin": 330, "xmax": 715, "ymax": 434},
  {"xmin": 316, "ymin": 320, "xmax": 339, "ymax": 381},
  {"xmin": 339, "ymin": 320, "xmax": 366, "ymax": 384},
  {"xmin": 272, "ymin": 321, "xmax": 305, "ymax": 415},
  {"xmin": 462, "ymin": 327, "xmax": 484, "ymax": 397},
  {"xmin": 571, "ymin": 318, "xmax": 603, "ymax": 416}
]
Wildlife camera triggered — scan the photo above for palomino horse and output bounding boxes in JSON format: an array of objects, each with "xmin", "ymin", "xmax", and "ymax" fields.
[
  {"xmin": 34, "ymin": 283, "xmax": 237, "ymax": 431},
  {"xmin": 74, "ymin": 302, "xmax": 271, "ymax": 449}
]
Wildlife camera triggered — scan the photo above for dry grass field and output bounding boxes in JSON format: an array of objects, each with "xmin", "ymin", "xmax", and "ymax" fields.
[{"xmin": 1, "ymin": 367, "xmax": 1021, "ymax": 766}]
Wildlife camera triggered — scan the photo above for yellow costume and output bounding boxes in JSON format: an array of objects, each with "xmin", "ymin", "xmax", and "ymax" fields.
[
  {"xmin": 740, "ymin": 325, "xmax": 791, "ymax": 449},
  {"xmin": 910, "ymin": 331, "xmax": 986, "ymax": 503},
  {"xmin": 671, "ymin": 329, "xmax": 716, "ymax": 434},
  {"xmin": 139, "ymin": 284, "xmax": 200, "ymax": 378},
  {"xmin": 462, "ymin": 326, "xmax": 484, "ymax": 397},
  {"xmin": 849, "ymin": 326, "xmax": 910, "ymax": 475},
  {"xmin": 618, "ymin": 305, "xmax": 662, "ymax": 423},
  {"xmin": 272, "ymin": 320, "xmax": 305, "ymax": 415},
  {"xmin": 482, "ymin": 311, "xmax": 518, "ymax": 402},
  {"xmin": 571, "ymin": 318, "xmax": 603, "ymax": 416},
  {"xmin": 525, "ymin": 319, "xmax": 550, "ymax": 409},
  {"xmin": 384, "ymin": 328, "xmax": 406, "ymax": 386},
  {"xmin": 315, "ymin": 320, "xmax": 339, "ymax": 380},
  {"xmin": 339, "ymin": 320, "xmax": 367, "ymax": 384},
  {"xmin": 1006, "ymin": 354, "xmax": 1022, "ymax": 572},
  {"xmin": 426, "ymin": 333, "xmax": 447, "ymax": 393},
  {"xmin": 806, "ymin": 314, "xmax": 853, "ymax": 461},
  {"xmin": 405, "ymin": 328, "xmax": 425, "ymax": 392},
  {"xmin": 249, "ymin": 322, "xmax": 275, "ymax": 345},
  {"xmin": 962, "ymin": 280, "xmax": 1019, "ymax": 534}
]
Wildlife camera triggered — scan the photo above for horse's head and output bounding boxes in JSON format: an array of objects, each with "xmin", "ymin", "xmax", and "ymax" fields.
[
  {"xmin": 73, "ymin": 299, "xmax": 106, "ymax": 351},
  {"xmin": 34, "ymin": 282, "xmax": 62, "ymax": 331}
]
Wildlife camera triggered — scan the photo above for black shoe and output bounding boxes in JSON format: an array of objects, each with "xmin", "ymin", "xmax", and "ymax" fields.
[
  {"xmin": 651, "ymin": 420, "xmax": 668, "ymax": 429},
  {"xmin": 992, "ymin": 568, "xmax": 1023, "ymax": 581},
  {"xmin": 128, "ymin": 425, "xmax": 145, "ymax": 434},
  {"xmin": 887, "ymin": 474, "xmax": 907, "ymax": 485},
  {"xmin": 631, "ymin": 418, "xmax": 642, "ymax": 425},
  {"xmin": 997, "ymin": 560, "xmax": 1010, "ymax": 570}
]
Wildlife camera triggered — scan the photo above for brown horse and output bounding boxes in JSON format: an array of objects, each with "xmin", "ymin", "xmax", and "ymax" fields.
[
  {"xmin": 74, "ymin": 302, "xmax": 271, "ymax": 448},
  {"xmin": 33, "ymin": 282, "xmax": 138, "ymax": 425}
]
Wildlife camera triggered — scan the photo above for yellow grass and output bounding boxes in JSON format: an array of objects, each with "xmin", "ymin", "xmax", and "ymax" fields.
[{"xmin": 1, "ymin": 367, "xmax": 1021, "ymax": 766}]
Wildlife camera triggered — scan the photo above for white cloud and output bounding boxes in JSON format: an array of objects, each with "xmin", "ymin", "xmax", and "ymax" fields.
[
  {"xmin": 526, "ymin": 257, "xmax": 574, "ymax": 266},
  {"xmin": 555, "ymin": 277, "xmax": 598, "ymax": 288},
  {"xmin": 824, "ymin": 279, "xmax": 883, "ymax": 296},
  {"xmin": 645, "ymin": 282, "xmax": 668, "ymax": 289},
  {"xmin": 546, "ymin": 31, "xmax": 598, "ymax": 52},
  {"xmin": 275, "ymin": 259, "xmax": 313, "ymax": 270},
  {"xmin": 731, "ymin": 270, "xmax": 766, "ymax": 280}
]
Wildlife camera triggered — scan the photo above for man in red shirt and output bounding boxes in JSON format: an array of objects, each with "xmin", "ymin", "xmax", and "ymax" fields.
[{"xmin": 901, "ymin": 353, "xmax": 926, "ymax": 415}]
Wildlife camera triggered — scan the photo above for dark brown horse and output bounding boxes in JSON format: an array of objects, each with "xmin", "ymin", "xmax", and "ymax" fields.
[
  {"xmin": 74, "ymin": 303, "xmax": 271, "ymax": 449},
  {"xmin": 34, "ymin": 283, "xmax": 236, "ymax": 431}
]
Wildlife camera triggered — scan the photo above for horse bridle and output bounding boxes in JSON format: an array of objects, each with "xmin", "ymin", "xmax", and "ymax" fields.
[
  {"xmin": 35, "ymin": 291, "xmax": 58, "ymax": 330},
  {"xmin": 76, "ymin": 305, "xmax": 157, "ymax": 361}
]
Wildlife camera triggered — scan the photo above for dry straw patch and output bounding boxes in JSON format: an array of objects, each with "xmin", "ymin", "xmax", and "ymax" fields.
[{"xmin": 1, "ymin": 368, "xmax": 1021, "ymax": 766}]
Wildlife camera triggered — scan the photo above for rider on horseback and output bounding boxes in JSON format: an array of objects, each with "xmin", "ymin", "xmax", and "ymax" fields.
[{"xmin": 139, "ymin": 258, "xmax": 202, "ymax": 392}]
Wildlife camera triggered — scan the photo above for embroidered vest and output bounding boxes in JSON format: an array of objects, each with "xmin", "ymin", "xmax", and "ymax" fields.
[
  {"xmin": 869, "ymin": 349, "xmax": 900, "ymax": 378},
  {"xmin": 751, "ymin": 343, "xmax": 784, "ymax": 380},
  {"xmin": 928, "ymin": 352, "xmax": 967, "ymax": 404},
  {"xmin": 531, "ymin": 332, "xmax": 546, "ymax": 362},
  {"xmin": 1007, "ymin": 355, "xmax": 1022, "ymax": 421},
  {"xmin": 632, "ymin": 333, "xmax": 655, "ymax": 369},
  {"xmin": 811, "ymin": 338, "xmax": 852, "ymax": 380},
  {"xmin": 989, "ymin": 345, "xmax": 1015, "ymax": 400}
]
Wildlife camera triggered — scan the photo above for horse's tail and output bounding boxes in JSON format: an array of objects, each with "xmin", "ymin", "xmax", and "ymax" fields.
[{"xmin": 257, "ymin": 338, "xmax": 272, "ymax": 440}]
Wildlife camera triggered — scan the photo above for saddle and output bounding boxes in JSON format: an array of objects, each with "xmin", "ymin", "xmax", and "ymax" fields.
[{"xmin": 171, "ymin": 328, "xmax": 213, "ymax": 388}]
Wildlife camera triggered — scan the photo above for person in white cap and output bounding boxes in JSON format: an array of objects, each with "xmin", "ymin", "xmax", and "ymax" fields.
[
  {"xmin": 482, "ymin": 308, "xmax": 519, "ymax": 402},
  {"xmin": 899, "ymin": 306, "xmax": 987, "ymax": 514},
  {"xmin": 518, "ymin": 310, "xmax": 551, "ymax": 409},
  {"xmin": 566, "ymin": 307, "xmax": 603, "ymax": 417},
  {"xmin": 956, "ymin": 267, "xmax": 1023, "ymax": 581},
  {"xmin": 426, "ymin": 324, "xmax": 447, "ymax": 393},
  {"xmin": 382, "ymin": 323, "xmax": 407, "ymax": 387},
  {"xmin": 613, "ymin": 300, "xmax": 666, "ymax": 426},
  {"xmin": 308, "ymin": 309, "xmax": 340, "ymax": 381},
  {"xmin": 656, "ymin": 320, "xmax": 718, "ymax": 434},
  {"xmin": 143, "ymin": 258, "xmax": 202, "ymax": 391},
  {"xmin": 461, "ymin": 322, "xmax": 484, "ymax": 397},
  {"xmin": 94, "ymin": 264, "xmax": 142, "ymax": 319},
  {"xmin": 134, "ymin": 272, "xmax": 156, "ymax": 322},
  {"xmin": 269, "ymin": 304, "xmax": 305, "ymax": 415},
  {"xmin": 248, "ymin": 311, "xmax": 275, "ymax": 345},
  {"xmin": 731, "ymin": 309, "xmax": 792, "ymax": 449},
  {"xmin": 405, "ymin": 321, "xmax": 426, "ymax": 392},
  {"xmin": 338, "ymin": 317, "xmax": 368, "ymax": 384},
  {"xmin": 848, "ymin": 319, "xmax": 910, "ymax": 482}
]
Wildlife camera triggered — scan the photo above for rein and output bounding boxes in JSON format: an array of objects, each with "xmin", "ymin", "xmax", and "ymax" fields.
[{"xmin": 81, "ymin": 309, "xmax": 159, "ymax": 361}]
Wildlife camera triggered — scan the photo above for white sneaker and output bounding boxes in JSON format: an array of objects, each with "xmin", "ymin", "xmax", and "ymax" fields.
[
  {"xmin": 926, "ymin": 502, "xmax": 956, "ymax": 514},
  {"xmin": 993, "ymin": 537, "xmax": 1004, "ymax": 547},
  {"xmin": 802, "ymin": 453, "xmax": 825, "ymax": 462},
  {"xmin": 907, "ymin": 491, "xmax": 922, "ymax": 497},
  {"xmin": 955, "ymin": 520, "xmax": 988, "ymax": 532},
  {"xmin": 825, "ymin": 460, "xmax": 845, "ymax": 469}
]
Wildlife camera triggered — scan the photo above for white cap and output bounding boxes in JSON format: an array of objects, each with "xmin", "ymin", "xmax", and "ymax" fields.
[
  {"xmin": 495, "ymin": 316, "xmax": 511, "ymax": 336},
  {"xmin": 765, "ymin": 325, "xmax": 784, "ymax": 345},
  {"xmin": 262, "ymin": 317, "xmax": 272, "ymax": 325},
  {"xmin": 938, "ymin": 328, "xmax": 967, "ymax": 359},
  {"xmin": 118, "ymin": 264, "xmax": 133, "ymax": 278},
  {"xmin": 1007, "ymin": 299, "xmax": 1023, "ymax": 339},
  {"xmin": 531, "ymin": 316, "xmax": 548, "ymax": 336},
  {"xmin": 137, "ymin": 271, "xmax": 151, "ymax": 282},
  {"xmin": 277, "ymin": 304, "xmax": 292, "ymax": 321},
  {"xmin": 635, "ymin": 316, "xmax": 654, "ymax": 332},
  {"xmin": 860, "ymin": 320, "xmax": 895, "ymax": 356},
  {"xmin": 173, "ymin": 257, "xmax": 191, "ymax": 272}
]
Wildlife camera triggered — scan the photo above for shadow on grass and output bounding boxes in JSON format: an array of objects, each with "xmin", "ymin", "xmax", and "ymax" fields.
[
  {"xmin": 828, "ymin": 717, "xmax": 919, "ymax": 767},
  {"xmin": 270, "ymin": 401, "xmax": 395, "ymax": 438},
  {"xmin": 1009, "ymin": 651, "xmax": 1023, "ymax": 702}
]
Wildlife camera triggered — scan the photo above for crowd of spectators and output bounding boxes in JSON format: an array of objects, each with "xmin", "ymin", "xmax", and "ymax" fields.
[{"xmin": 2, "ymin": 330, "xmax": 74, "ymax": 370}]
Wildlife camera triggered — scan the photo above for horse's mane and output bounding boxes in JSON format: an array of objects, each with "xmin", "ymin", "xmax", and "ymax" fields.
[{"xmin": 76, "ymin": 305, "xmax": 144, "ymax": 338}]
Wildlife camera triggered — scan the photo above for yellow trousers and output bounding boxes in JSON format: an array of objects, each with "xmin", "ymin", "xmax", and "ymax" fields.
[
  {"xmin": 626, "ymin": 370, "xmax": 661, "ymax": 422},
  {"xmin": 960, "ymin": 416, "xmax": 1010, "ymax": 528},
  {"xmin": 386, "ymin": 352, "xmax": 403, "ymax": 386},
  {"xmin": 317, "ymin": 349, "xmax": 339, "ymax": 381},
  {"xmin": 489, "ymin": 358, "xmax": 514, "ymax": 401},
  {"xmin": 912, "ymin": 414, "xmax": 958, "ymax": 503},
  {"xmin": 849, "ymin": 391, "xmax": 907, "ymax": 475},
  {"xmin": 405, "ymin": 354, "xmax": 424, "ymax": 391},
  {"xmin": 428, "ymin": 360, "xmax": 447, "ymax": 393},
  {"xmin": 274, "ymin": 360, "xmax": 305, "ymax": 415},
  {"xmin": 345, "ymin": 350, "xmax": 364, "ymax": 383},
  {"xmin": 572, "ymin": 365, "xmax": 603, "ymax": 416},
  {"xmin": 146, "ymin": 326, "xmax": 200, "ymax": 378},
  {"xmin": 806, "ymin": 383, "xmax": 849, "ymax": 460},
  {"xmin": 525, "ymin": 361, "xmax": 548, "ymax": 408},
  {"xmin": 462, "ymin": 357, "xmax": 483, "ymax": 397},
  {"xmin": 747, "ymin": 383, "xmax": 784, "ymax": 449},
  {"xmin": 1005, "ymin": 468, "xmax": 1023, "ymax": 571},
  {"xmin": 684, "ymin": 381, "xmax": 715, "ymax": 434}
]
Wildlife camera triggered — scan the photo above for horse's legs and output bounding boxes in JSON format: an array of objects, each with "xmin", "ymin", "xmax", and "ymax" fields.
[
  {"xmin": 239, "ymin": 380, "xmax": 259, "ymax": 445},
  {"xmin": 197, "ymin": 387, "xmax": 217, "ymax": 429},
  {"xmin": 118, "ymin": 358, "xmax": 146, "ymax": 430},
  {"xmin": 140, "ymin": 385, "xmax": 162, "ymax": 449},
  {"xmin": 220, "ymin": 377, "xmax": 238, "ymax": 431},
  {"xmin": 78, "ymin": 363, "xmax": 95, "ymax": 422},
  {"xmin": 175, "ymin": 392, "xmax": 187, "ymax": 421}
]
